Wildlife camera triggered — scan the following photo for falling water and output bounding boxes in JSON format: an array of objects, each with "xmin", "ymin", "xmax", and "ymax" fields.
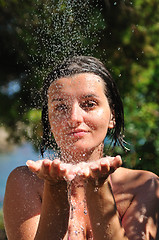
[
  {"xmin": 23, "ymin": 1, "xmax": 107, "ymax": 236},
  {"xmin": 26, "ymin": 0, "xmax": 105, "ymax": 79},
  {"xmin": 23, "ymin": 0, "xmax": 106, "ymax": 153}
]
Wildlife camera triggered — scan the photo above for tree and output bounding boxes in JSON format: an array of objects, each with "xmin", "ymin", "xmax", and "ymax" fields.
[{"xmin": 0, "ymin": 0, "xmax": 159, "ymax": 174}]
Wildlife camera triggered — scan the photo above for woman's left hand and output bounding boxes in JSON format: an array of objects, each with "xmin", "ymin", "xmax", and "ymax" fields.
[{"xmin": 76, "ymin": 155, "xmax": 122, "ymax": 181}]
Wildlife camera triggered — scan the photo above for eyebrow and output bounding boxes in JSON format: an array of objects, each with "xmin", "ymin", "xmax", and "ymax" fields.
[
  {"xmin": 81, "ymin": 94, "xmax": 99, "ymax": 99},
  {"xmin": 51, "ymin": 98, "xmax": 64, "ymax": 102},
  {"xmin": 50, "ymin": 94, "xmax": 100, "ymax": 102}
]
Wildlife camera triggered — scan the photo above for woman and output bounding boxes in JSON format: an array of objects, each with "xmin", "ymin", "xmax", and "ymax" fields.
[{"xmin": 3, "ymin": 56, "xmax": 159, "ymax": 240}]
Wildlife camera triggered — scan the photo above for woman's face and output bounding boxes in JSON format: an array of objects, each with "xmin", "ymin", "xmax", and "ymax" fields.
[{"xmin": 48, "ymin": 73, "xmax": 114, "ymax": 155}]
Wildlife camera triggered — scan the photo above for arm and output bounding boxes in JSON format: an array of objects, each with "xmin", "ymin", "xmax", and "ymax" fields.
[
  {"xmin": 3, "ymin": 159, "xmax": 75, "ymax": 240},
  {"xmin": 86, "ymin": 177, "xmax": 128, "ymax": 240},
  {"xmin": 121, "ymin": 171, "xmax": 159, "ymax": 240},
  {"xmin": 34, "ymin": 180, "xmax": 69, "ymax": 240},
  {"xmin": 3, "ymin": 166, "xmax": 42, "ymax": 240},
  {"xmin": 83, "ymin": 156, "xmax": 128, "ymax": 240},
  {"xmin": 80, "ymin": 159, "xmax": 159, "ymax": 240}
]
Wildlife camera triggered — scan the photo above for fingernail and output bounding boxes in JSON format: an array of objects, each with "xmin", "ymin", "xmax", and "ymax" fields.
[
  {"xmin": 77, "ymin": 170, "xmax": 82, "ymax": 176},
  {"xmin": 26, "ymin": 160, "xmax": 32, "ymax": 166},
  {"xmin": 68, "ymin": 175, "xmax": 75, "ymax": 181},
  {"xmin": 60, "ymin": 166, "xmax": 65, "ymax": 171}
]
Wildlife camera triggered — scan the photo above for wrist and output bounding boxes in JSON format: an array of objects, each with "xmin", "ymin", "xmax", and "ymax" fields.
[
  {"xmin": 86, "ymin": 175, "xmax": 109, "ymax": 189},
  {"xmin": 44, "ymin": 178, "xmax": 68, "ymax": 193}
]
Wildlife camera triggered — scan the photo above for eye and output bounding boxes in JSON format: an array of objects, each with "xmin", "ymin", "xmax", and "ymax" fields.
[
  {"xmin": 81, "ymin": 100, "xmax": 97, "ymax": 110},
  {"xmin": 55, "ymin": 103, "xmax": 68, "ymax": 112}
]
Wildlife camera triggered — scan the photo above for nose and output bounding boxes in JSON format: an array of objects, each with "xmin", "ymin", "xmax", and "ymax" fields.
[{"xmin": 67, "ymin": 102, "xmax": 83, "ymax": 127}]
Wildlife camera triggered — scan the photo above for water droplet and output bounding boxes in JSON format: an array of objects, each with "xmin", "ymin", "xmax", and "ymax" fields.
[
  {"xmin": 96, "ymin": 222, "xmax": 100, "ymax": 226},
  {"xmin": 84, "ymin": 208, "xmax": 87, "ymax": 215},
  {"xmin": 80, "ymin": 225, "xmax": 84, "ymax": 231},
  {"xmin": 95, "ymin": 179, "xmax": 99, "ymax": 186},
  {"xmin": 94, "ymin": 186, "xmax": 98, "ymax": 192},
  {"xmin": 74, "ymin": 230, "xmax": 78, "ymax": 235}
]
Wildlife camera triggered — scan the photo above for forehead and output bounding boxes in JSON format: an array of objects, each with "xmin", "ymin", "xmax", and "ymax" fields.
[{"xmin": 48, "ymin": 73, "xmax": 106, "ymax": 97}]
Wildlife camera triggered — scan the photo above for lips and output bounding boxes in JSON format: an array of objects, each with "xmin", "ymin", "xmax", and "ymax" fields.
[{"xmin": 67, "ymin": 129, "xmax": 88, "ymax": 137}]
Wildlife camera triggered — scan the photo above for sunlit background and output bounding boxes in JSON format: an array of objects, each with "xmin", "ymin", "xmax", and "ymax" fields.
[{"xmin": 0, "ymin": 0, "xmax": 159, "ymax": 238}]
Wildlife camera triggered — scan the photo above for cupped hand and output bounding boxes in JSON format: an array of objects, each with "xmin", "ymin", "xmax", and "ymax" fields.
[
  {"xmin": 26, "ymin": 155, "xmax": 122, "ymax": 184},
  {"xmin": 76, "ymin": 155, "xmax": 122, "ymax": 181},
  {"xmin": 26, "ymin": 159, "xmax": 78, "ymax": 182}
]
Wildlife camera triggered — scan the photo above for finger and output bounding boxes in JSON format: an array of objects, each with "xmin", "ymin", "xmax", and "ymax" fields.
[
  {"xmin": 50, "ymin": 160, "xmax": 74, "ymax": 182},
  {"xmin": 39, "ymin": 159, "xmax": 51, "ymax": 178},
  {"xmin": 88, "ymin": 159, "xmax": 110, "ymax": 179},
  {"xmin": 64, "ymin": 164, "xmax": 80, "ymax": 182},
  {"xmin": 50, "ymin": 159, "xmax": 61, "ymax": 177},
  {"xmin": 114, "ymin": 155, "xmax": 122, "ymax": 167},
  {"xmin": 78, "ymin": 166, "xmax": 90, "ymax": 178},
  {"xmin": 26, "ymin": 160, "xmax": 43, "ymax": 173},
  {"xmin": 90, "ymin": 163, "xmax": 100, "ymax": 178},
  {"xmin": 109, "ymin": 155, "xmax": 122, "ymax": 172},
  {"xmin": 100, "ymin": 158, "xmax": 110, "ymax": 173},
  {"xmin": 59, "ymin": 163, "xmax": 68, "ymax": 176},
  {"xmin": 76, "ymin": 162, "xmax": 90, "ymax": 178}
]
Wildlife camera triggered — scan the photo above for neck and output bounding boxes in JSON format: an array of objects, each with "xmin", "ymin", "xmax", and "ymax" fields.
[{"xmin": 60, "ymin": 143, "xmax": 104, "ymax": 164}]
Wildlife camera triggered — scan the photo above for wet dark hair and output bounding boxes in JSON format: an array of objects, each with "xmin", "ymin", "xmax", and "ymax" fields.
[{"xmin": 41, "ymin": 56, "xmax": 127, "ymax": 156}]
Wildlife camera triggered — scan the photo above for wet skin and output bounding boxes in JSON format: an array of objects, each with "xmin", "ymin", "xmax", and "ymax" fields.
[
  {"xmin": 3, "ymin": 73, "xmax": 159, "ymax": 240},
  {"xmin": 47, "ymin": 73, "xmax": 115, "ymax": 162}
]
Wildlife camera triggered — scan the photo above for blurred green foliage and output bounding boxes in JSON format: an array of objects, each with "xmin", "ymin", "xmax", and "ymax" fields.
[
  {"xmin": 0, "ymin": 209, "xmax": 4, "ymax": 229},
  {"xmin": 0, "ymin": 0, "xmax": 159, "ymax": 174}
]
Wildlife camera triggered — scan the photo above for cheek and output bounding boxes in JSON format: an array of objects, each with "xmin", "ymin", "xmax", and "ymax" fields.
[
  {"xmin": 49, "ymin": 106, "xmax": 68, "ymax": 123},
  {"xmin": 49, "ymin": 114, "xmax": 66, "ymax": 140},
  {"xmin": 89, "ymin": 108, "xmax": 111, "ymax": 129},
  {"xmin": 49, "ymin": 122, "xmax": 65, "ymax": 147},
  {"xmin": 49, "ymin": 109, "xmax": 61, "ymax": 127}
]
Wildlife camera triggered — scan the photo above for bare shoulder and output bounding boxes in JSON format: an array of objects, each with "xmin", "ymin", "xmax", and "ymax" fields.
[
  {"xmin": 4, "ymin": 165, "xmax": 44, "ymax": 213},
  {"xmin": 3, "ymin": 166, "xmax": 44, "ymax": 239},
  {"xmin": 5, "ymin": 165, "xmax": 44, "ymax": 197},
  {"xmin": 112, "ymin": 167, "xmax": 159, "ymax": 196},
  {"xmin": 112, "ymin": 167, "xmax": 159, "ymax": 190},
  {"xmin": 111, "ymin": 167, "xmax": 159, "ymax": 221},
  {"xmin": 113, "ymin": 166, "xmax": 158, "ymax": 178},
  {"xmin": 112, "ymin": 168, "xmax": 159, "ymax": 238}
]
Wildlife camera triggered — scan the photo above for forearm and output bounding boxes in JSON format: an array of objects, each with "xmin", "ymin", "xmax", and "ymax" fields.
[
  {"xmin": 35, "ymin": 181, "xmax": 69, "ymax": 240},
  {"xmin": 85, "ymin": 177, "xmax": 128, "ymax": 240}
]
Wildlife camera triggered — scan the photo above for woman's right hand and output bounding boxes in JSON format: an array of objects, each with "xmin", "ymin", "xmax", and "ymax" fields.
[{"xmin": 26, "ymin": 159, "xmax": 78, "ymax": 183}]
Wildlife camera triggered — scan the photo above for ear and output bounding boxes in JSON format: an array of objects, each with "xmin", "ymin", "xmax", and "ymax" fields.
[{"xmin": 108, "ymin": 113, "xmax": 116, "ymax": 129}]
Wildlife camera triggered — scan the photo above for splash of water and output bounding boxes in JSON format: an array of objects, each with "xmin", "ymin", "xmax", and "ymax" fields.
[
  {"xmin": 26, "ymin": 0, "xmax": 105, "ymax": 78},
  {"xmin": 24, "ymin": 0, "xmax": 106, "ymax": 151}
]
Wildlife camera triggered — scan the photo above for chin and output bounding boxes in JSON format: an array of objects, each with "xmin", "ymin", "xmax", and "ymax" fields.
[{"xmin": 63, "ymin": 142, "xmax": 102, "ymax": 155}]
